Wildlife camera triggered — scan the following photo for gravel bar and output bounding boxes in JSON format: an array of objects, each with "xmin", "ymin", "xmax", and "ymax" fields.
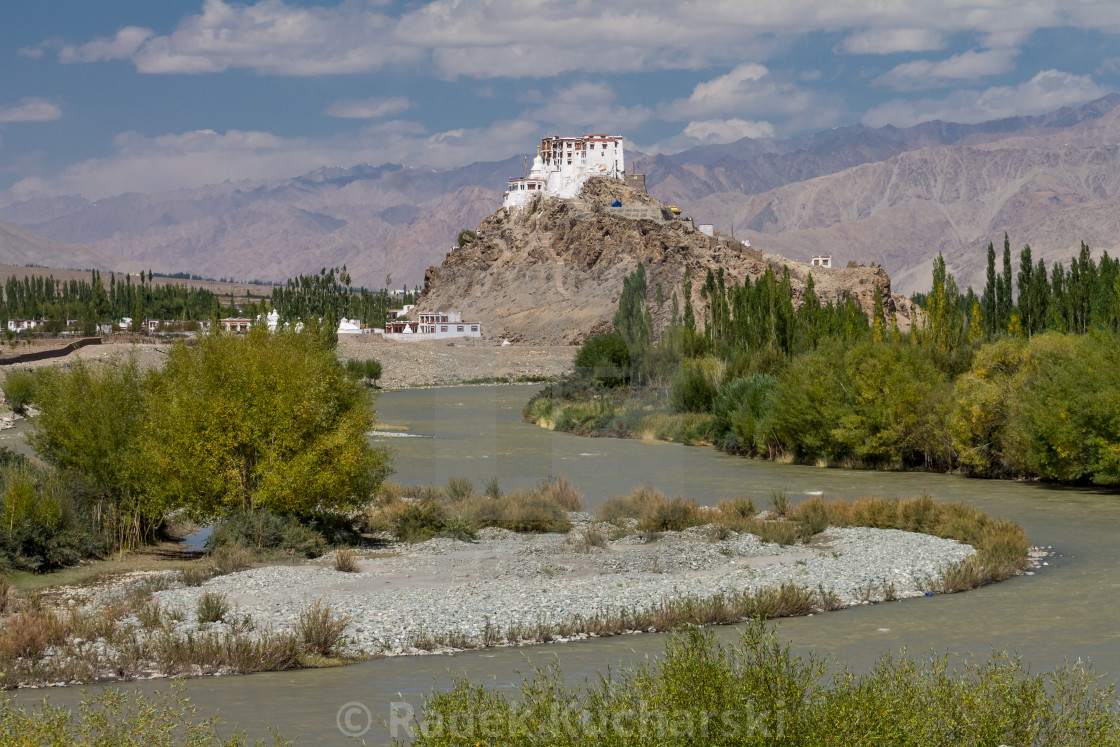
[{"xmin": 148, "ymin": 518, "xmax": 975, "ymax": 656}]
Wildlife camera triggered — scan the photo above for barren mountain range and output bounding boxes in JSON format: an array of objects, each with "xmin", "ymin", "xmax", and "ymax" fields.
[{"xmin": 2, "ymin": 93, "xmax": 1118, "ymax": 295}]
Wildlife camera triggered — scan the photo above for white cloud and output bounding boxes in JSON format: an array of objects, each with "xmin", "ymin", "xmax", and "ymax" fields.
[
  {"xmin": 0, "ymin": 97, "xmax": 63, "ymax": 123},
  {"xmin": 36, "ymin": 0, "xmax": 1120, "ymax": 80},
  {"xmin": 59, "ymin": 26, "xmax": 154, "ymax": 63},
  {"xmin": 533, "ymin": 81, "xmax": 653, "ymax": 132},
  {"xmin": 325, "ymin": 97, "xmax": 413, "ymax": 119},
  {"xmin": 874, "ymin": 48, "xmax": 1019, "ymax": 90},
  {"xmin": 658, "ymin": 64, "xmax": 836, "ymax": 132},
  {"xmin": 683, "ymin": 119, "xmax": 775, "ymax": 143},
  {"xmin": 841, "ymin": 28, "xmax": 947, "ymax": 54},
  {"xmin": 861, "ymin": 70, "xmax": 1109, "ymax": 127},
  {"xmin": 128, "ymin": 0, "xmax": 419, "ymax": 76},
  {"xmin": 8, "ymin": 119, "xmax": 543, "ymax": 201}
]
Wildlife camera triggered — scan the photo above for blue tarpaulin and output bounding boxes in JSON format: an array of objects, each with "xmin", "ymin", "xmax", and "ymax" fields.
[{"xmin": 611, "ymin": 199, "xmax": 622, "ymax": 207}]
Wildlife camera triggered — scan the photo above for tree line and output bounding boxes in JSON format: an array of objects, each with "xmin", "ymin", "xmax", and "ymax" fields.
[
  {"xmin": 269, "ymin": 266, "xmax": 420, "ymax": 329},
  {"xmin": 564, "ymin": 238, "xmax": 1120, "ymax": 485}
]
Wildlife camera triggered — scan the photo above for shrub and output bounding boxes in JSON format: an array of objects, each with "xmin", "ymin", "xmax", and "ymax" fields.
[
  {"xmin": 535, "ymin": 476, "xmax": 582, "ymax": 511},
  {"xmin": 446, "ymin": 476, "xmax": 474, "ymax": 502},
  {"xmin": 180, "ymin": 565, "xmax": 216, "ymax": 587},
  {"xmin": 573, "ymin": 332, "xmax": 631, "ymax": 387},
  {"xmin": 669, "ymin": 362, "xmax": 716, "ymax": 413},
  {"xmin": 0, "ymin": 464, "xmax": 107, "ymax": 573},
  {"xmin": 195, "ymin": 592, "xmax": 231, "ymax": 624},
  {"xmin": 297, "ymin": 600, "xmax": 350, "ymax": 657},
  {"xmin": 483, "ymin": 476, "xmax": 501, "ymax": 499},
  {"xmin": 457, "ymin": 491, "xmax": 571, "ymax": 533},
  {"xmin": 392, "ymin": 501, "xmax": 449, "ymax": 543},
  {"xmin": 794, "ymin": 496, "xmax": 829, "ymax": 536},
  {"xmin": 597, "ymin": 486, "xmax": 704, "ymax": 532},
  {"xmin": 333, "ymin": 548, "xmax": 360, "ymax": 573},
  {"xmin": 211, "ymin": 545, "xmax": 254, "ymax": 574},
  {"xmin": 409, "ymin": 624, "xmax": 1120, "ymax": 747},
  {"xmin": 206, "ymin": 509, "xmax": 326, "ymax": 558},
  {"xmin": 713, "ymin": 497, "xmax": 757, "ymax": 532},
  {"xmin": 1, "ymin": 370, "xmax": 39, "ymax": 415},
  {"xmin": 711, "ymin": 373, "xmax": 777, "ymax": 454},
  {"xmin": 0, "ymin": 682, "xmax": 285, "ymax": 744}
]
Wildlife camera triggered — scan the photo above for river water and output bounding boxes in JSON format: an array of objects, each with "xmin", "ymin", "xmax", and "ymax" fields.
[{"xmin": 14, "ymin": 385, "xmax": 1120, "ymax": 744}]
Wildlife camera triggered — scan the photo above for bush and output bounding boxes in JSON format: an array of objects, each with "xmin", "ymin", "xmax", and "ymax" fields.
[
  {"xmin": 457, "ymin": 491, "xmax": 572, "ymax": 533},
  {"xmin": 297, "ymin": 600, "xmax": 350, "ymax": 657},
  {"xmin": 333, "ymin": 548, "xmax": 360, "ymax": 572},
  {"xmin": 534, "ymin": 476, "xmax": 582, "ymax": 511},
  {"xmin": 0, "ymin": 464, "xmax": 107, "ymax": 573},
  {"xmin": 446, "ymin": 476, "xmax": 474, "ymax": 502},
  {"xmin": 669, "ymin": 363, "xmax": 716, "ymax": 413},
  {"xmin": 392, "ymin": 501, "xmax": 449, "ymax": 543},
  {"xmin": 597, "ymin": 486, "xmax": 704, "ymax": 532},
  {"xmin": 407, "ymin": 624, "xmax": 1120, "ymax": 747},
  {"xmin": 0, "ymin": 683, "xmax": 288, "ymax": 745},
  {"xmin": 196, "ymin": 592, "xmax": 231, "ymax": 624},
  {"xmin": 206, "ymin": 509, "xmax": 326, "ymax": 558},
  {"xmin": 573, "ymin": 332, "xmax": 631, "ymax": 387},
  {"xmin": 711, "ymin": 374, "xmax": 776, "ymax": 454},
  {"xmin": 1, "ymin": 370, "xmax": 39, "ymax": 415}
]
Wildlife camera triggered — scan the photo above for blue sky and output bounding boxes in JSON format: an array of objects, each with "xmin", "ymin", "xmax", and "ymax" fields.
[{"xmin": 2, "ymin": 0, "xmax": 1118, "ymax": 201}]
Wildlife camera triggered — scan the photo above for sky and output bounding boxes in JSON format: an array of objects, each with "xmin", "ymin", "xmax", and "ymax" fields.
[{"xmin": 2, "ymin": 0, "xmax": 1119, "ymax": 202}]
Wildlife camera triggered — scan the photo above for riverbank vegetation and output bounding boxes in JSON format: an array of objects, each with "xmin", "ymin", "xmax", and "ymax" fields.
[
  {"xmin": 0, "ymin": 683, "xmax": 290, "ymax": 745},
  {"xmin": 408, "ymin": 623, "xmax": 1119, "ymax": 746},
  {"xmin": 530, "ymin": 238, "xmax": 1120, "ymax": 485}
]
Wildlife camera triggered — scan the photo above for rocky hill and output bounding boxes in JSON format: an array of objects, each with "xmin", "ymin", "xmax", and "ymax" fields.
[{"xmin": 417, "ymin": 178, "xmax": 909, "ymax": 344}]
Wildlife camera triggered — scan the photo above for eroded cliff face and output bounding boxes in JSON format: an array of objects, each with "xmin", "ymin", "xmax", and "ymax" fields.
[{"xmin": 419, "ymin": 177, "xmax": 910, "ymax": 344}]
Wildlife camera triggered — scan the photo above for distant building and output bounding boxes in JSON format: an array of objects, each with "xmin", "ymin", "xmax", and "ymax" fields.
[
  {"xmin": 699, "ymin": 224, "xmax": 714, "ymax": 237},
  {"xmin": 504, "ymin": 133, "xmax": 625, "ymax": 210},
  {"xmin": 811, "ymin": 255, "xmax": 832, "ymax": 268},
  {"xmin": 6, "ymin": 319, "xmax": 44, "ymax": 333},
  {"xmin": 379, "ymin": 311, "xmax": 482, "ymax": 341}
]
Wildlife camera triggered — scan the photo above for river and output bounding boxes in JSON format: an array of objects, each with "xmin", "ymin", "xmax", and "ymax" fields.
[{"xmin": 13, "ymin": 385, "xmax": 1120, "ymax": 744}]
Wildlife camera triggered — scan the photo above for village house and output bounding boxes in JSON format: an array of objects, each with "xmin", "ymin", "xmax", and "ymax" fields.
[
  {"xmin": 811, "ymin": 254, "xmax": 833, "ymax": 268},
  {"xmin": 379, "ymin": 311, "xmax": 482, "ymax": 341}
]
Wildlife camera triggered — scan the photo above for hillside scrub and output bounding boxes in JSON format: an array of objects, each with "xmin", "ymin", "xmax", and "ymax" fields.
[{"xmin": 407, "ymin": 624, "xmax": 1120, "ymax": 747}]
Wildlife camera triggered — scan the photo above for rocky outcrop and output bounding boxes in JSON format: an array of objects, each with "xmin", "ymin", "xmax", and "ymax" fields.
[{"xmin": 418, "ymin": 178, "xmax": 909, "ymax": 344}]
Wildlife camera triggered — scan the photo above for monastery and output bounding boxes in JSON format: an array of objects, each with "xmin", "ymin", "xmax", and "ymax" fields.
[{"xmin": 503, "ymin": 133, "xmax": 625, "ymax": 210}]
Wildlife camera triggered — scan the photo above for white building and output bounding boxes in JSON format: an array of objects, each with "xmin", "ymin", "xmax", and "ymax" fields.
[
  {"xmin": 811, "ymin": 255, "xmax": 832, "ymax": 268},
  {"xmin": 503, "ymin": 133, "xmax": 625, "ymax": 210},
  {"xmin": 379, "ymin": 311, "xmax": 482, "ymax": 341},
  {"xmin": 338, "ymin": 317, "xmax": 364, "ymax": 334}
]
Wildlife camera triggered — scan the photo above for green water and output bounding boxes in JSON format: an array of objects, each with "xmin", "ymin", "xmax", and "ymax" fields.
[{"xmin": 15, "ymin": 385, "xmax": 1120, "ymax": 744}]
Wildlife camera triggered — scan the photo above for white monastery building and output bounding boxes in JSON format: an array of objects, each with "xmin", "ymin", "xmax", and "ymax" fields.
[
  {"xmin": 503, "ymin": 134, "xmax": 625, "ymax": 210},
  {"xmin": 811, "ymin": 255, "xmax": 833, "ymax": 268}
]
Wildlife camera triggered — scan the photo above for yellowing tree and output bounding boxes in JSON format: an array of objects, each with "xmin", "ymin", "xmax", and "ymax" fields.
[{"xmin": 141, "ymin": 327, "xmax": 390, "ymax": 519}]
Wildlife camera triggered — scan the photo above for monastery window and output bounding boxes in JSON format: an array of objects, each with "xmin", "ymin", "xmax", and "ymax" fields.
[
  {"xmin": 457, "ymin": 326, "xmax": 464, "ymax": 332},
  {"xmin": 441, "ymin": 326, "xmax": 448, "ymax": 332},
  {"xmin": 471, "ymin": 326, "xmax": 478, "ymax": 332}
]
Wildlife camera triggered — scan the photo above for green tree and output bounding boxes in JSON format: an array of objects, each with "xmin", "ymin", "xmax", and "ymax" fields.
[
  {"xmin": 1004, "ymin": 332, "xmax": 1120, "ymax": 483},
  {"xmin": 613, "ymin": 263, "xmax": 653, "ymax": 377},
  {"xmin": 30, "ymin": 359, "xmax": 152, "ymax": 546},
  {"xmin": 573, "ymin": 332, "xmax": 631, "ymax": 387},
  {"xmin": 140, "ymin": 327, "xmax": 390, "ymax": 519}
]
